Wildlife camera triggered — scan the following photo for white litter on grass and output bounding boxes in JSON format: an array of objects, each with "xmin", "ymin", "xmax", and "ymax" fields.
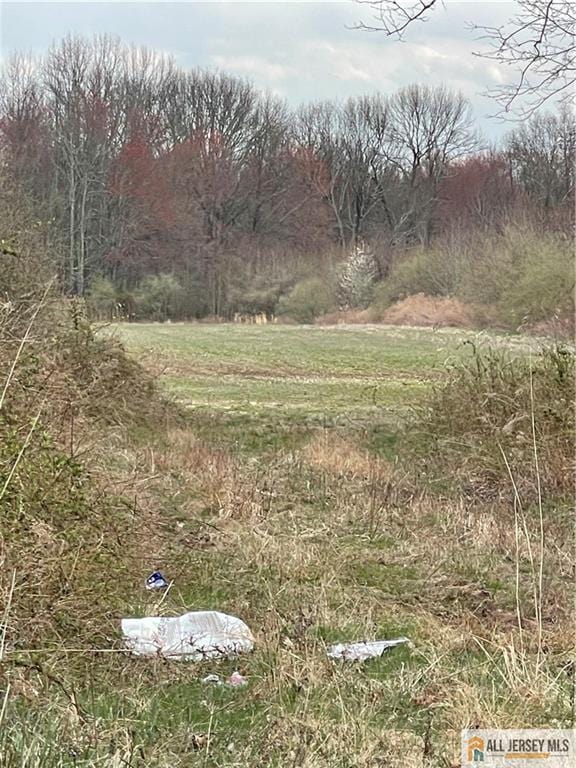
[
  {"xmin": 201, "ymin": 674, "xmax": 222, "ymax": 685},
  {"xmin": 121, "ymin": 611, "xmax": 254, "ymax": 660},
  {"xmin": 327, "ymin": 637, "xmax": 409, "ymax": 662},
  {"xmin": 202, "ymin": 671, "xmax": 248, "ymax": 687}
]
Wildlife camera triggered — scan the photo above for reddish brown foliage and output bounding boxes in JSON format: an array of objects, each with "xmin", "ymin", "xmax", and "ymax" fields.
[
  {"xmin": 437, "ymin": 155, "xmax": 514, "ymax": 231},
  {"xmin": 109, "ymin": 134, "xmax": 174, "ymax": 226}
]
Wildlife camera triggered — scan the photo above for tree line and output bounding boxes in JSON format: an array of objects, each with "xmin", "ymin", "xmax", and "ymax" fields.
[{"xmin": 0, "ymin": 35, "xmax": 574, "ymax": 320}]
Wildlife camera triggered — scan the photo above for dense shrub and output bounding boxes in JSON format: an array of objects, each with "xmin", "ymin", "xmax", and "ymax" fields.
[
  {"xmin": 497, "ymin": 235, "xmax": 573, "ymax": 326},
  {"xmin": 408, "ymin": 343, "xmax": 574, "ymax": 499},
  {"xmin": 0, "ymin": 402, "xmax": 134, "ymax": 649},
  {"xmin": 460, "ymin": 227, "xmax": 574, "ymax": 327},
  {"xmin": 277, "ymin": 278, "xmax": 335, "ymax": 323},
  {"xmin": 0, "ymin": 298, "xmax": 173, "ymax": 652},
  {"xmin": 136, "ymin": 273, "xmax": 185, "ymax": 321},
  {"xmin": 374, "ymin": 246, "xmax": 463, "ymax": 308},
  {"xmin": 227, "ymin": 277, "xmax": 289, "ymax": 318},
  {"xmin": 55, "ymin": 322, "xmax": 160, "ymax": 426},
  {"xmin": 87, "ymin": 275, "xmax": 120, "ymax": 320},
  {"xmin": 370, "ymin": 227, "xmax": 573, "ymax": 330}
]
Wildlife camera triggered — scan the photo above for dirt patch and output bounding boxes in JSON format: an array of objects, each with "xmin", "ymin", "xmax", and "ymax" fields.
[{"xmin": 381, "ymin": 293, "xmax": 474, "ymax": 328}]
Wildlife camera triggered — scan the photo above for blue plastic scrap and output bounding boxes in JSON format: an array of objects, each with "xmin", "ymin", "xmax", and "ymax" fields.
[{"xmin": 145, "ymin": 571, "xmax": 169, "ymax": 590}]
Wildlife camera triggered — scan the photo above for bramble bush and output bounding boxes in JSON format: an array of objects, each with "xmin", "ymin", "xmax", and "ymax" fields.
[{"xmin": 277, "ymin": 278, "xmax": 336, "ymax": 323}]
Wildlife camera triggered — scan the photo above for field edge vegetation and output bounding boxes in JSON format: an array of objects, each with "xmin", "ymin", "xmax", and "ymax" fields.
[{"xmin": 0, "ymin": 304, "xmax": 573, "ymax": 767}]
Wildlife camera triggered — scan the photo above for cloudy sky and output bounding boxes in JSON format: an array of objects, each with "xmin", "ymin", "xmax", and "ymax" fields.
[{"xmin": 1, "ymin": 1, "xmax": 517, "ymax": 136}]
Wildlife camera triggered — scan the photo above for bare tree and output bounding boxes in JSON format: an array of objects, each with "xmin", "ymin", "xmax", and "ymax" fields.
[
  {"xmin": 294, "ymin": 86, "xmax": 476, "ymax": 248},
  {"xmin": 2, "ymin": 30, "xmax": 571, "ymax": 320},
  {"xmin": 39, "ymin": 35, "xmax": 180, "ymax": 294},
  {"xmin": 336, "ymin": 96, "xmax": 394, "ymax": 247},
  {"xmin": 294, "ymin": 96, "xmax": 395, "ymax": 249},
  {"xmin": 385, "ymin": 85, "xmax": 478, "ymax": 243},
  {"xmin": 293, "ymin": 100, "xmax": 348, "ymax": 246},
  {"xmin": 354, "ymin": 0, "xmax": 576, "ymax": 114},
  {"xmin": 507, "ymin": 106, "xmax": 575, "ymax": 207},
  {"xmin": 0, "ymin": 55, "xmax": 51, "ymax": 204}
]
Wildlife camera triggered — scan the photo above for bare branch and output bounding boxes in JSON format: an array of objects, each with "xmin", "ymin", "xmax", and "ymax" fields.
[
  {"xmin": 473, "ymin": 0, "xmax": 576, "ymax": 117},
  {"xmin": 353, "ymin": 0, "xmax": 576, "ymax": 115},
  {"xmin": 352, "ymin": 0, "xmax": 441, "ymax": 38}
]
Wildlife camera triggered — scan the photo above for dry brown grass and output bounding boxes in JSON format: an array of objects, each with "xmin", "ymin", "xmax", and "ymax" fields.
[
  {"xmin": 316, "ymin": 295, "xmax": 501, "ymax": 331},
  {"xmin": 525, "ymin": 314, "xmax": 575, "ymax": 341},
  {"xmin": 302, "ymin": 432, "xmax": 393, "ymax": 482},
  {"xmin": 2, "ymin": 412, "xmax": 572, "ymax": 765},
  {"xmin": 0, "ymin": 304, "xmax": 573, "ymax": 766},
  {"xmin": 380, "ymin": 293, "xmax": 474, "ymax": 328}
]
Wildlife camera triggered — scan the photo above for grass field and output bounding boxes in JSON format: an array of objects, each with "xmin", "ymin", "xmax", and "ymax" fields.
[
  {"xmin": 111, "ymin": 323, "xmax": 533, "ymax": 454},
  {"xmin": 3, "ymin": 323, "xmax": 571, "ymax": 768}
]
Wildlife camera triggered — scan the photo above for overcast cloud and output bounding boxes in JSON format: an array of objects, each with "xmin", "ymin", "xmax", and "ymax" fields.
[{"xmin": 1, "ymin": 1, "xmax": 519, "ymax": 136}]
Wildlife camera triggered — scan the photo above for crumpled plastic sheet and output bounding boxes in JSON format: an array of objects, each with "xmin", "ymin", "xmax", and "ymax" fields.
[
  {"xmin": 327, "ymin": 637, "xmax": 409, "ymax": 661},
  {"xmin": 121, "ymin": 611, "xmax": 254, "ymax": 660}
]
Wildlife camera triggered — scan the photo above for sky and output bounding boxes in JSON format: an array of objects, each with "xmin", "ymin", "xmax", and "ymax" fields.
[{"xmin": 0, "ymin": 1, "xmax": 519, "ymax": 137}]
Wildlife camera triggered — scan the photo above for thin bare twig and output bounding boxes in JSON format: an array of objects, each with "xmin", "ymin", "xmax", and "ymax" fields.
[
  {"xmin": 0, "ymin": 278, "xmax": 54, "ymax": 411},
  {"xmin": 528, "ymin": 353, "xmax": 545, "ymax": 667},
  {"xmin": 353, "ymin": 0, "xmax": 576, "ymax": 116},
  {"xmin": 0, "ymin": 402, "xmax": 46, "ymax": 504}
]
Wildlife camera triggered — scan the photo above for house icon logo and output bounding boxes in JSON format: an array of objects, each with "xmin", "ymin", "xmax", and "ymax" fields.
[{"xmin": 467, "ymin": 735, "xmax": 485, "ymax": 762}]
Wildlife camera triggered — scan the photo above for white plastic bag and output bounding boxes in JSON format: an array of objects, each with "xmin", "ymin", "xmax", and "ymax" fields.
[
  {"xmin": 327, "ymin": 637, "xmax": 409, "ymax": 661},
  {"xmin": 121, "ymin": 611, "xmax": 254, "ymax": 660}
]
